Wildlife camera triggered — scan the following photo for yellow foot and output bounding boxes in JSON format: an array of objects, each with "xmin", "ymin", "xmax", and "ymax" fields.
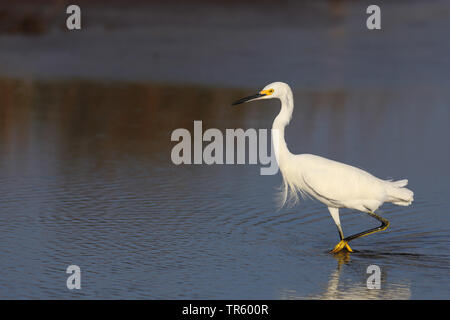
[{"xmin": 330, "ymin": 240, "xmax": 353, "ymax": 253}]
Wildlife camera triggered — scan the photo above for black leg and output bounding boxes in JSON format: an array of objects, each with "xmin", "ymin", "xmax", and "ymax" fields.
[
  {"xmin": 344, "ymin": 211, "xmax": 390, "ymax": 243},
  {"xmin": 336, "ymin": 225, "xmax": 344, "ymax": 241}
]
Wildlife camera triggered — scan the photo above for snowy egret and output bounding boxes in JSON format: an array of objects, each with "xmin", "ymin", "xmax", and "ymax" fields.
[{"xmin": 232, "ymin": 82, "xmax": 414, "ymax": 253}]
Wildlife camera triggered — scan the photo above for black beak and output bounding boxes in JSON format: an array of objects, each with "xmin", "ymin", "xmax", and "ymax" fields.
[{"xmin": 232, "ymin": 93, "xmax": 265, "ymax": 106}]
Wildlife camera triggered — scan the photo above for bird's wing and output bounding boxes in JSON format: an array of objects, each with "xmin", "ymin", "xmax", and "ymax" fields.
[{"xmin": 298, "ymin": 154, "xmax": 385, "ymax": 206}]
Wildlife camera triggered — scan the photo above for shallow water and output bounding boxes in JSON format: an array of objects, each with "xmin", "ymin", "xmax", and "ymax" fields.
[
  {"xmin": 0, "ymin": 79, "xmax": 449, "ymax": 299},
  {"xmin": 1, "ymin": 0, "xmax": 450, "ymax": 300}
]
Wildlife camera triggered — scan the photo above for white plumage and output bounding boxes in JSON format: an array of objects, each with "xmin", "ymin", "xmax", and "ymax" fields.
[
  {"xmin": 232, "ymin": 81, "xmax": 414, "ymax": 253},
  {"xmin": 278, "ymin": 153, "xmax": 413, "ymax": 212}
]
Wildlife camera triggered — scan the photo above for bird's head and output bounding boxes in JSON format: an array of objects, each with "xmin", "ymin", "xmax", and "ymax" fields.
[{"xmin": 232, "ymin": 82, "xmax": 291, "ymax": 105}]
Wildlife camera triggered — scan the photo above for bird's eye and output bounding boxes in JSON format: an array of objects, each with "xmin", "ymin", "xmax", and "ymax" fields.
[{"xmin": 269, "ymin": 89, "xmax": 274, "ymax": 94}]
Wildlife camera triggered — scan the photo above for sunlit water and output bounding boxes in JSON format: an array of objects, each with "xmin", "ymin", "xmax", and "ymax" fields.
[
  {"xmin": 1, "ymin": 0, "xmax": 450, "ymax": 300},
  {"xmin": 0, "ymin": 79, "xmax": 448, "ymax": 299}
]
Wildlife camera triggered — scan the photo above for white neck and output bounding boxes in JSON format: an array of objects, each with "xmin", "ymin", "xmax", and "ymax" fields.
[{"xmin": 272, "ymin": 93, "xmax": 294, "ymax": 166}]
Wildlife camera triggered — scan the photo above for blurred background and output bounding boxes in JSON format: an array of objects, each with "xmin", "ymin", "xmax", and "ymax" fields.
[{"xmin": 0, "ymin": 0, "xmax": 449, "ymax": 299}]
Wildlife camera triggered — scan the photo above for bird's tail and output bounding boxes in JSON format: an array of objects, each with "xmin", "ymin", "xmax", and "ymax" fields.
[{"xmin": 385, "ymin": 179, "xmax": 414, "ymax": 206}]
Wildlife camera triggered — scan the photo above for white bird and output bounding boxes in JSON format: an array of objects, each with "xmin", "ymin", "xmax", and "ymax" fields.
[{"xmin": 232, "ymin": 82, "xmax": 414, "ymax": 253}]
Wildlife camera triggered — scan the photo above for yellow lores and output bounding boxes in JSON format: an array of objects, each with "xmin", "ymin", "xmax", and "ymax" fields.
[{"xmin": 260, "ymin": 89, "xmax": 274, "ymax": 96}]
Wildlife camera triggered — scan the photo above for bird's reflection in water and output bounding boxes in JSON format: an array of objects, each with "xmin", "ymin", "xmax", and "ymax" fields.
[{"xmin": 280, "ymin": 252, "xmax": 411, "ymax": 300}]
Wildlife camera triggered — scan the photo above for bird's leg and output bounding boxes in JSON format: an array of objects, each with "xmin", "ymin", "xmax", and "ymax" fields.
[
  {"xmin": 328, "ymin": 207, "xmax": 353, "ymax": 253},
  {"xmin": 344, "ymin": 211, "xmax": 390, "ymax": 243},
  {"xmin": 330, "ymin": 226, "xmax": 353, "ymax": 253}
]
